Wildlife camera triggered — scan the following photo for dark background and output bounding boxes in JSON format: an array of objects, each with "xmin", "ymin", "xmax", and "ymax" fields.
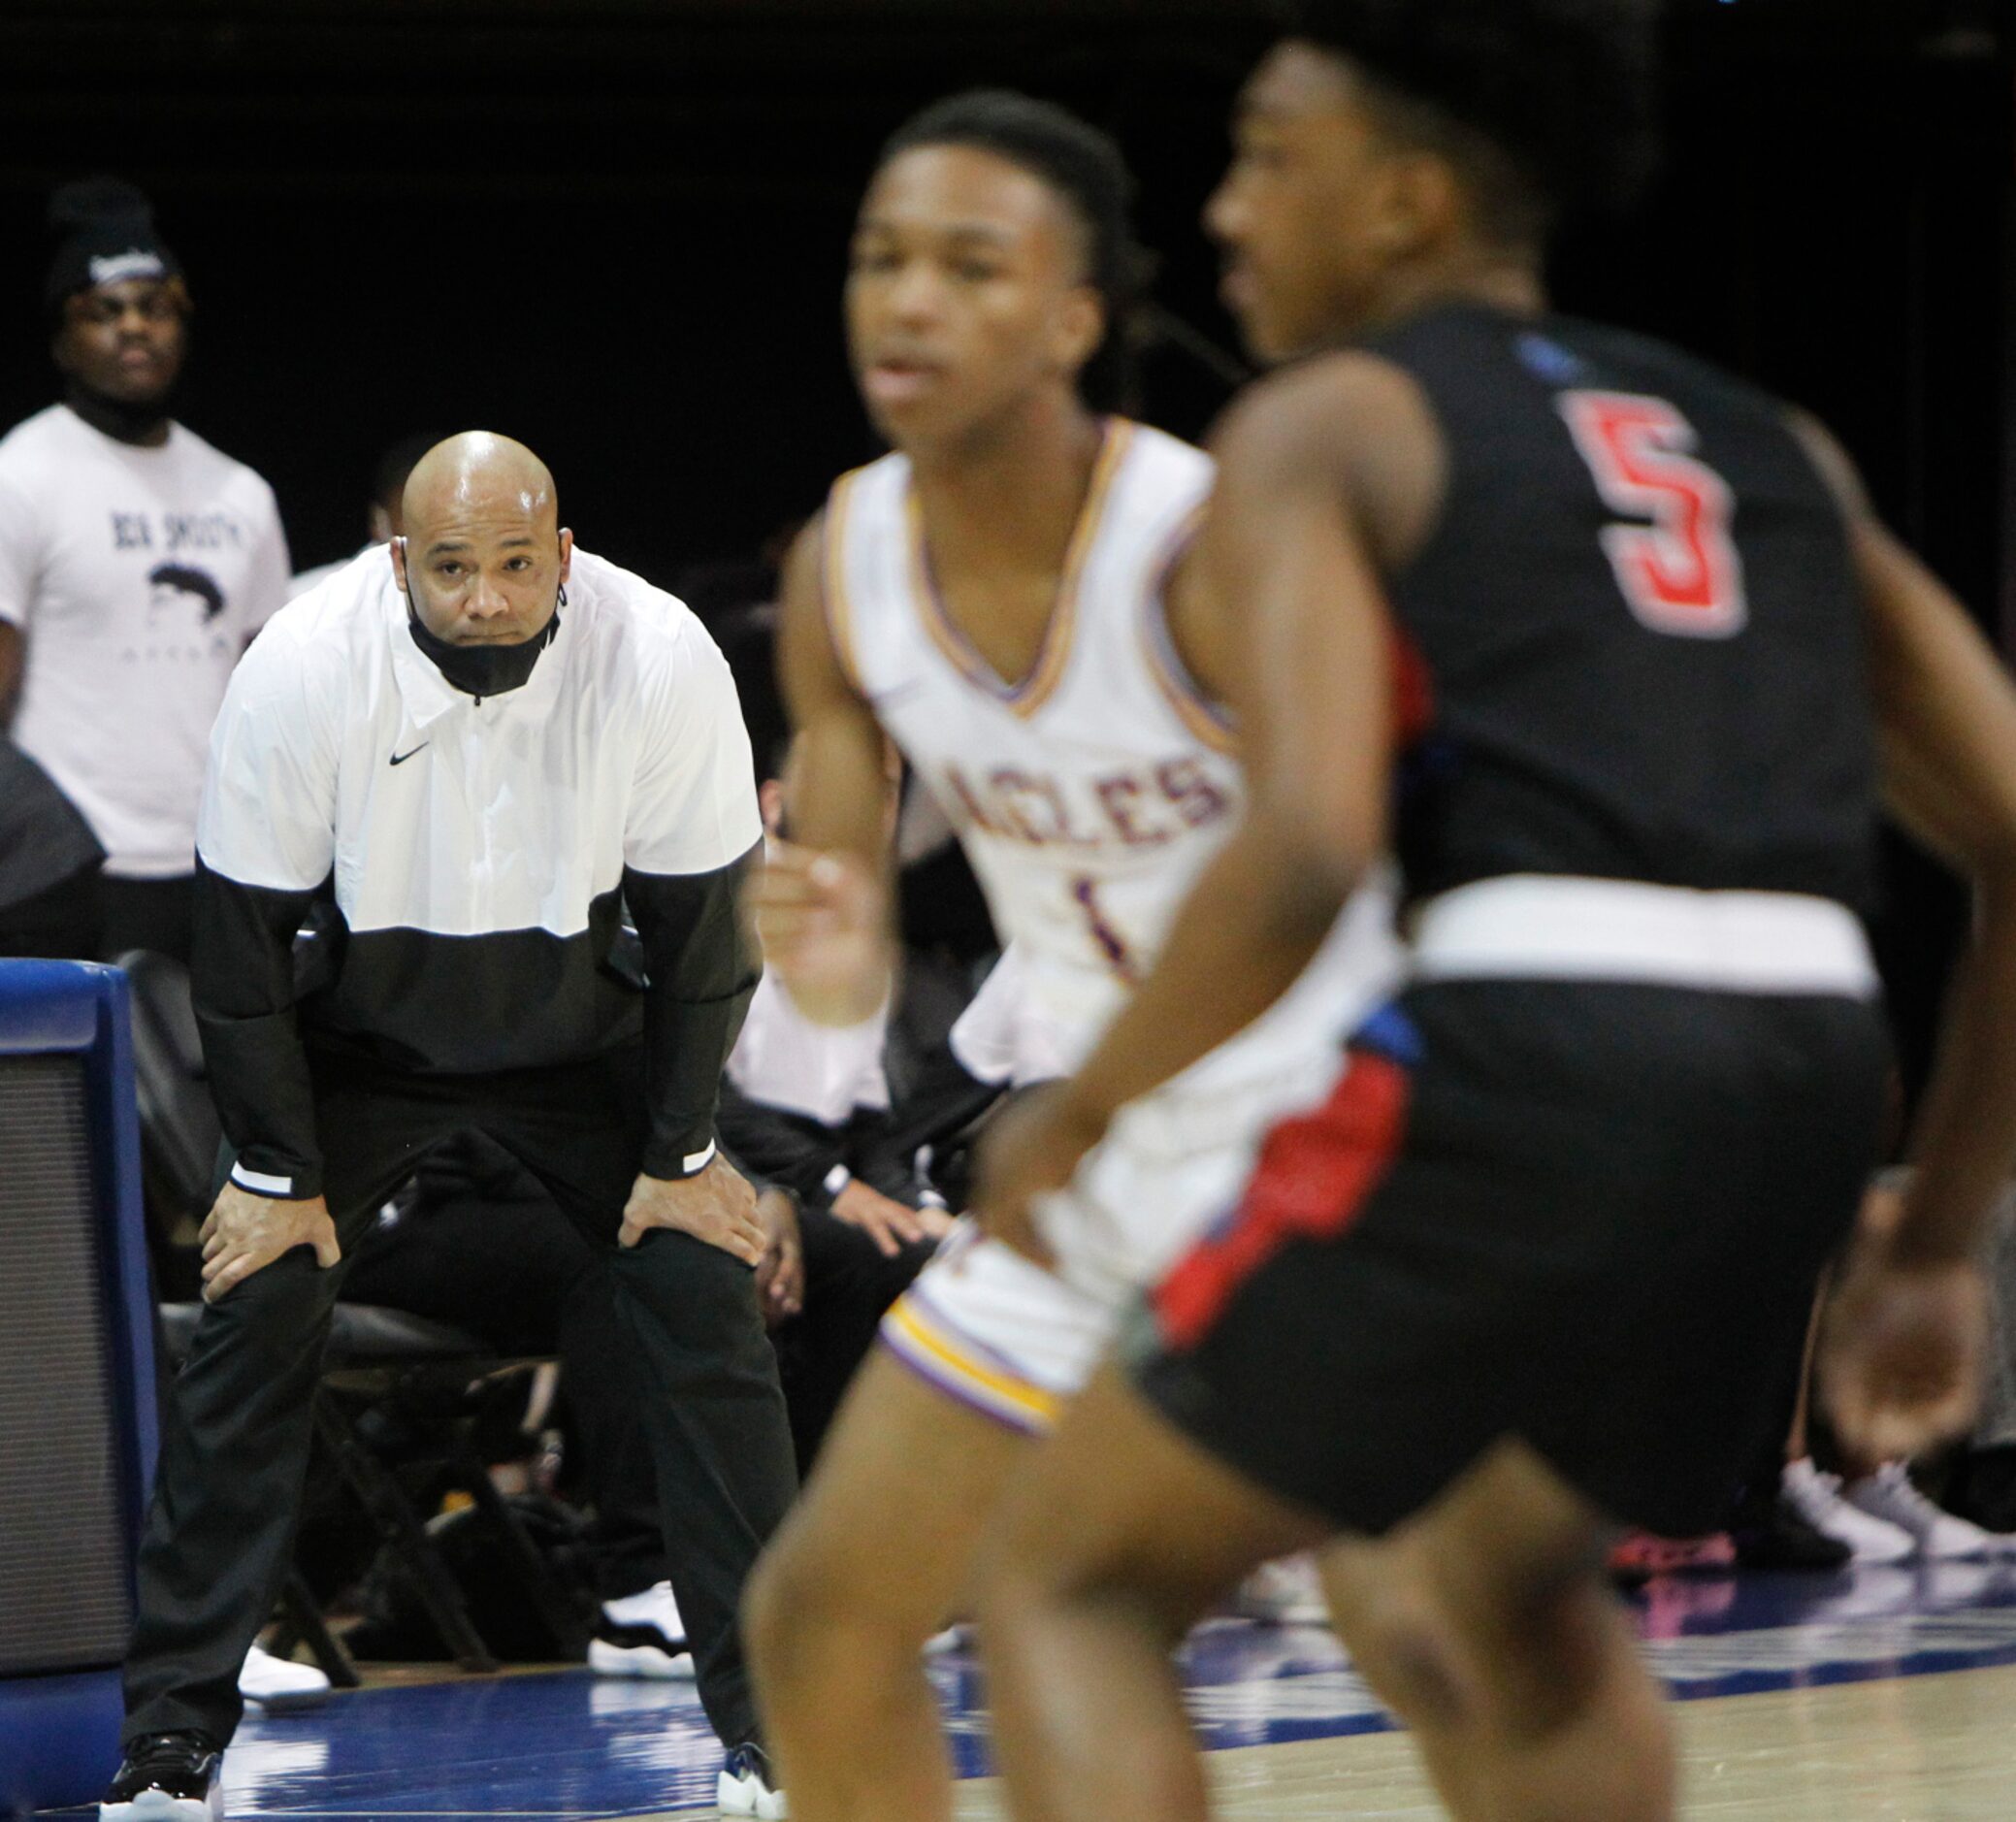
[{"xmin": 0, "ymin": 0, "xmax": 2008, "ymax": 1088}]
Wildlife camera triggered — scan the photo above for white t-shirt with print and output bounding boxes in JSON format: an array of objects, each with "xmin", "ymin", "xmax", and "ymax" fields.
[{"xmin": 0, "ymin": 404, "xmax": 291, "ymax": 877}]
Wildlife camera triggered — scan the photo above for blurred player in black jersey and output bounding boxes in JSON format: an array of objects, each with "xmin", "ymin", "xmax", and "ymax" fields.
[{"xmin": 969, "ymin": 3, "xmax": 2016, "ymax": 1818}]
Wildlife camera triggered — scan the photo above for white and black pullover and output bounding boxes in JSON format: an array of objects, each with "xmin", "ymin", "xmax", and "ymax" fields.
[{"xmin": 193, "ymin": 544, "xmax": 764, "ymax": 1200}]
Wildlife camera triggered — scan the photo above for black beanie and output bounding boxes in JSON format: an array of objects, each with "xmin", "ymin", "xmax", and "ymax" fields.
[{"xmin": 45, "ymin": 179, "xmax": 184, "ymax": 313}]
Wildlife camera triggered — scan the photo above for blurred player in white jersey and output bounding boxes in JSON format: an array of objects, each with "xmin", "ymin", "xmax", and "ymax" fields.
[{"xmin": 742, "ymin": 90, "xmax": 1395, "ymax": 1820}]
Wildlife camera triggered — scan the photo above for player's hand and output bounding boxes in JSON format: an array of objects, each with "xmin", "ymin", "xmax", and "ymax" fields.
[
  {"xmin": 1818, "ymin": 1188, "xmax": 1990, "ymax": 1468},
  {"xmin": 200, "ymin": 1183, "xmax": 340, "ymax": 1303},
  {"xmin": 747, "ymin": 839, "xmax": 891, "ymax": 1024},
  {"xmin": 753, "ymin": 1188, "xmax": 806, "ymax": 1325},
  {"xmin": 620, "ymin": 1157, "xmax": 766, "ymax": 1267},
  {"xmin": 971, "ymin": 1084, "xmax": 1109, "ymax": 1270},
  {"xmin": 830, "ymin": 1178, "xmax": 953, "ymax": 1258}
]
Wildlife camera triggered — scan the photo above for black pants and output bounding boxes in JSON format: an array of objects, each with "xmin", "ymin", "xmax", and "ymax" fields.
[
  {"xmin": 778, "ymin": 1208, "xmax": 933, "ymax": 1472},
  {"xmin": 98, "ymin": 873, "xmax": 195, "ymax": 965},
  {"xmin": 122, "ymin": 1045, "xmax": 797, "ymax": 1752}
]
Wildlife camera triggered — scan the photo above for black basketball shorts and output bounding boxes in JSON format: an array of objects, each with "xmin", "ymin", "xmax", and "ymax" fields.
[{"xmin": 1132, "ymin": 978, "xmax": 1891, "ymax": 1541}]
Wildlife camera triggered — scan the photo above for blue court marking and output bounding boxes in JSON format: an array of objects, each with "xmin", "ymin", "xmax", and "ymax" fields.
[{"xmin": 38, "ymin": 1560, "xmax": 2016, "ymax": 1817}]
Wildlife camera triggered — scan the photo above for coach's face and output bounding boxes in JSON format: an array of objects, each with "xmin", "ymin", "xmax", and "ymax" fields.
[
  {"xmin": 393, "ymin": 471, "xmax": 572, "ymax": 647},
  {"xmin": 1207, "ymin": 43, "xmax": 1439, "ymax": 362}
]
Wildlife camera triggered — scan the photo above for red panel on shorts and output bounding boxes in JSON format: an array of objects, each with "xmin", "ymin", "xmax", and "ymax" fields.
[
  {"xmin": 1389, "ymin": 621, "xmax": 1435, "ymax": 748},
  {"xmin": 1154, "ymin": 1050, "xmax": 1411, "ymax": 1351}
]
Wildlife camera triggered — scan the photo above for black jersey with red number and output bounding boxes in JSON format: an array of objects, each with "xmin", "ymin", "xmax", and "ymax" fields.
[{"xmin": 1365, "ymin": 303, "xmax": 1878, "ymax": 915}]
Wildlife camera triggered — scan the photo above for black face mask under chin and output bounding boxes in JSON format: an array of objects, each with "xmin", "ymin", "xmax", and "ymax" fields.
[{"xmin": 404, "ymin": 592, "xmax": 562, "ymax": 700}]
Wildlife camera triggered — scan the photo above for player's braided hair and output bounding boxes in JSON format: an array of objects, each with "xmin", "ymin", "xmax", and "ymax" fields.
[
  {"xmin": 1286, "ymin": 0, "xmax": 1662, "ymax": 242},
  {"xmin": 877, "ymin": 90, "xmax": 1147, "ymax": 413}
]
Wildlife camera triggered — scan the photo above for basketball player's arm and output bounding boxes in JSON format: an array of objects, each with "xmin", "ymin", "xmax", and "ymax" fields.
[
  {"xmin": 753, "ymin": 511, "xmax": 900, "ymax": 1025},
  {"xmin": 1800, "ymin": 416, "xmax": 2016, "ymax": 1262},
  {"xmin": 1798, "ymin": 413, "xmax": 2016, "ymax": 1458},
  {"xmin": 0, "ymin": 621, "xmax": 20, "ymax": 728},
  {"xmin": 981, "ymin": 360, "xmax": 1418, "ymax": 1219}
]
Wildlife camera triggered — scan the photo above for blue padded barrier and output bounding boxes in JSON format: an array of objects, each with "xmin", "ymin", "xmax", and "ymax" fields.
[{"xmin": 0, "ymin": 961, "xmax": 158, "ymax": 1813}]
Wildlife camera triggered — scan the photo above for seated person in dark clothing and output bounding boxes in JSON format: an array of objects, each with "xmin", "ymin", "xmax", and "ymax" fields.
[
  {"xmin": 341, "ymin": 1127, "xmax": 936, "ymax": 1676},
  {"xmin": 0, "ymin": 737, "xmax": 103, "ymax": 957},
  {"xmin": 719, "ymin": 959, "xmax": 958, "ymax": 1257}
]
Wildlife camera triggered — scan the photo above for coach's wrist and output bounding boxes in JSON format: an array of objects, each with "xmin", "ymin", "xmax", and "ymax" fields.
[
  {"xmin": 642, "ymin": 1133, "xmax": 719, "ymax": 1182},
  {"xmin": 229, "ymin": 1154, "xmax": 324, "ymax": 1201}
]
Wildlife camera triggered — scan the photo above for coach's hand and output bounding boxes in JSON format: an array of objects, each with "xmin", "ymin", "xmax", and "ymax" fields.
[
  {"xmin": 1820, "ymin": 1185, "xmax": 1990, "ymax": 1467},
  {"xmin": 620, "ymin": 1156, "xmax": 767, "ymax": 1267},
  {"xmin": 972, "ymin": 1084, "xmax": 1108, "ymax": 1270},
  {"xmin": 748, "ymin": 840, "xmax": 891, "ymax": 1025},
  {"xmin": 200, "ymin": 1183, "xmax": 341, "ymax": 1303}
]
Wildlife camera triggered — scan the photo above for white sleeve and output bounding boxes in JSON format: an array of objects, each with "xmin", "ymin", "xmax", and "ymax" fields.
[
  {"xmin": 0, "ymin": 476, "xmax": 43, "ymax": 629},
  {"xmin": 625, "ymin": 627, "xmax": 764, "ymax": 876},
  {"xmin": 196, "ymin": 621, "xmax": 340, "ymax": 891},
  {"xmin": 237, "ymin": 481, "xmax": 293, "ymax": 638},
  {"xmin": 948, "ymin": 946, "xmax": 1026, "ymax": 1087}
]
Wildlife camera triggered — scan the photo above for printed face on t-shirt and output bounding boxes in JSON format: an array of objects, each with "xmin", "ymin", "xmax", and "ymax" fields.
[{"xmin": 146, "ymin": 562, "xmax": 227, "ymax": 633}]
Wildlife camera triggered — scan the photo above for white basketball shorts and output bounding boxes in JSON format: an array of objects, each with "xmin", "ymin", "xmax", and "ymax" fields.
[{"xmin": 879, "ymin": 879, "xmax": 1399, "ymax": 1432}]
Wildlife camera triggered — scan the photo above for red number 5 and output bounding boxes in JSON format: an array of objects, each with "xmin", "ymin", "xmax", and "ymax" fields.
[{"xmin": 1559, "ymin": 390, "xmax": 1747, "ymax": 639}]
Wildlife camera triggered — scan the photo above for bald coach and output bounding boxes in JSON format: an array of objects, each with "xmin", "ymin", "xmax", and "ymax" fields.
[{"xmin": 104, "ymin": 433, "xmax": 796, "ymax": 1821}]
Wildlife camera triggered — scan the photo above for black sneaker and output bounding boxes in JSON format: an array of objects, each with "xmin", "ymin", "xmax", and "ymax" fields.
[
  {"xmin": 100, "ymin": 1732, "xmax": 224, "ymax": 1821},
  {"xmin": 1730, "ymin": 1490, "xmax": 1854, "ymax": 1571},
  {"xmin": 718, "ymin": 1741, "xmax": 786, "ymax": 1818}
]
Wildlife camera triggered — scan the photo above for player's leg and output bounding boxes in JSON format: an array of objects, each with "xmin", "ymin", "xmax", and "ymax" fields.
[
  {"xmin": 1319, "ymin": 1444, "xmax": 1675, "ymax": 1822},
  {"xmin": 742, "ymin": 1347, "xmax": 1029, "ymax": 1822},
  {"xmin": 978, "ymin": 1362, "xmax": 1325, "ymax": 1822}
]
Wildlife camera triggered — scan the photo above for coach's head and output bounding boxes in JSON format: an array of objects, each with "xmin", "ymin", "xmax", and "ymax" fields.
[{"xmin": 391, "ymin": 431, "xmax": 573, "ymax": 696}]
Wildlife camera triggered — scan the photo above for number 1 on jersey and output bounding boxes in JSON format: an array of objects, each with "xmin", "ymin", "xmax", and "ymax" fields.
[
  {"xmin": 1560, "ymin": 390, "xmax": 1748, "ymax": 638},
  {"xmin": 1071, "ymin": 875, "xmax": 1142, "ymax": 988}
]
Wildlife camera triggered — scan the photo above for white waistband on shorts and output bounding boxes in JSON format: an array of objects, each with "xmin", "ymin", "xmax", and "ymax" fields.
[{"xmin": 1406, "ymin": 874, "xmax": 1879, "ymax": 998}]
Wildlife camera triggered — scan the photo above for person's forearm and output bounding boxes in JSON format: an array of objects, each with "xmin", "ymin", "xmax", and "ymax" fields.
[
  {"xmin": 0, "ymin": 621, "xmax": 23, "ymax": 729},
  {"xmin": 1895, "ymin": 866, "xmax": 2016, "ymax": 1263},
  {"xmin": 1064, "ymin": 813, "xmax": 1355, "ymax": 1132},
  {"xmin": 629, "ymin": 847, "xmax": 762, "ymax": 1178},
  {"xmin": 191, "ymin": 859, "xmax": 323, "ymax": 1197}
]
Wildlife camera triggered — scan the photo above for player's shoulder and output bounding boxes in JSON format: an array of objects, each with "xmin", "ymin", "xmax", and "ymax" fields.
[
  {"xmin": 819, "ymin": 448, "xmax": 910, "ymax": 535},
  {"xmin": 1115, "ymin": 417, "xmax": 1214, "ymax": 483},
  {"xmin": 1211, "ymin": 349, "xmax": 1440, "ymax": 486},
  {"xmin": 1516, "ymin": 312, "xmax": 1796, "ymax": 431},
  {"xmin": 568, "ymin": 545, "xmax": 732, "ymax": 695}
]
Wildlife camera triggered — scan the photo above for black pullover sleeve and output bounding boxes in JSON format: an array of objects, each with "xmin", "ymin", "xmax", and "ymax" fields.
[
  {"xmin": 191, "ymin": 857, "xmax": 325, "ymax": 1199},
  {"xmin": 625, "ymin": 837, "xmax": 764, "ymax": 1180}
]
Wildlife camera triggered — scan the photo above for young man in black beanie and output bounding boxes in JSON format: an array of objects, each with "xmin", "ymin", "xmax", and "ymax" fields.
[{"xmin": 0, "ymin": 179, "xmax": 291, "ymax": 962}]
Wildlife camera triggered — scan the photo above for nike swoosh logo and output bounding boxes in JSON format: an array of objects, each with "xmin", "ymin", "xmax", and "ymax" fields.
[{"xmin": 389, "ymin": 744, "xmax": 429, "ymax": 766}]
